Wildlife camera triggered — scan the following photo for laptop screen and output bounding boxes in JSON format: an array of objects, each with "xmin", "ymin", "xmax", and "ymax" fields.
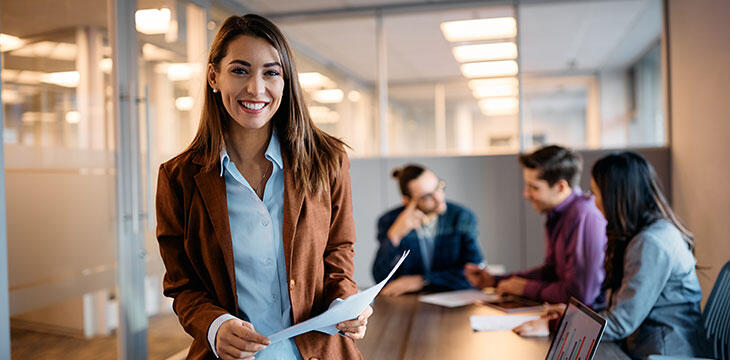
[{"xmin": 545, "ymin": 297, "xmax": 606, "ymax": 360}]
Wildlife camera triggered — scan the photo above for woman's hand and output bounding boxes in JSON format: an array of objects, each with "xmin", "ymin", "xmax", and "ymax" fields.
[
  {"xmin": 512, "ymin": 317, "xmax": 550, "ymax": 337},
  {"xmin": 512, "ymin": 303, "xmax": 566, "ymax": 337},
  {"xmin": 336, "ymin": 305, "xmax": 373, "ymax": 340},
  {"xmin": 543, "ymin": 303, "xmax": 567, "ymax": 319},
  {"xmin": 216, "ymin": 319, "xmax": 270, "ymax": 360}
]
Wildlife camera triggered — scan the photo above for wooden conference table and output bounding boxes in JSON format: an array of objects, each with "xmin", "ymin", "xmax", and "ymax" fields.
[{"xmin": 357, "ymin": 294, "xmax": 630, "ymax": 360}]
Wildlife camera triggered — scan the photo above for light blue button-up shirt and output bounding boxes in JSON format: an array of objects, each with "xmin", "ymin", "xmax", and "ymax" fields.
[{"xmin": 206, "ymin": 132, "xmax": 302, "ymax": 360}]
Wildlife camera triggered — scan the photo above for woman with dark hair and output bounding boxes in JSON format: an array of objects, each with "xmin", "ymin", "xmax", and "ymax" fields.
[
  {"xmin": 156, "ymin": 14, "xmax": 369, "ymax": 360},
  {"xmin": 514, "ymin": 151, "xmax": 709, "ymax": 358}
]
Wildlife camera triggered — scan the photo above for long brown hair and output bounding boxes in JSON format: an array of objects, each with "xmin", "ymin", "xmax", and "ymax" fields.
[
  {"xmin": 591, "ymin": 151, "xmax": 694, "ymax": 293},
  {"xmin": 185, "ymin": 14, "xmax": 347, "ymax": 195}
]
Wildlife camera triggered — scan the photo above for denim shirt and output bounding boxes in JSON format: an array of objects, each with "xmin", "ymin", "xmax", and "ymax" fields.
[{"xmin": 599, "ymin": 219, "xmax": 710, "ymax": 358}]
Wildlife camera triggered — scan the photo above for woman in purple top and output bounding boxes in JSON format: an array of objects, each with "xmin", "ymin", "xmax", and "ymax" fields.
[{"xmin": 465, "ymin": 145, "xmax": 607, "ymax": 306}]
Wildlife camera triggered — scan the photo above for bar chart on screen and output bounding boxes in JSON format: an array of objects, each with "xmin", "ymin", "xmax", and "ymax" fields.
[{"xmin": 545, "ymin": 299, "xmax": 606, "ymax": 360}]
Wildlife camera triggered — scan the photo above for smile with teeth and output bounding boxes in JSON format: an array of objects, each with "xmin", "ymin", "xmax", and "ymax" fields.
[{"xmin": 238, "ymin": 100, "xmax": 268, "ymax": 112}]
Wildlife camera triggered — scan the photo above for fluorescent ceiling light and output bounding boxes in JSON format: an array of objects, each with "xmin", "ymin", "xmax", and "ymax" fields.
[
  {"xmin": 166, "ymin": 63, "xmax": 194, "ymax": 81},
  {"xmin": 2, "ymin": 89, "xmax": 22, "ymax": 104},
  {"xmin": 348, "ymin": 90, "xmax": 361, "ymax": 102},
  {"xmin": 311, "ymin": 89, "xmax": 343, "ymax": 104},
  {"xmin": 479, "ymin": 97, "xmax": 518, "ymax": 116},
  {"xmin": 3, "ymin": 70, "xmax": 45, "ymax": 85},
  {"xmin": 135, "ymin": 8, "xmax": 171, "ymax": 35},
  {"xmin": 175, "ymin": 96, "xmax": 194, "ymax": 111},
  {"xmin": 0, "ymin": 34, "xmax": 25, "ymax": 52},
  {"xmin": 21, "ymin": 112, "xmax": 56, "ymax": 123},
  {"xmin": 65, "ymin": 111, "xmax": 81, "ymax": 124},
  {"xmin": 10, "ymin": 41, "xmax": 77, "ymax": 60},
  {"xmin": 469, "ymin": 77, "xmax": 519, "ymax": 98},
  {"xmin": 51, "ymin": 42, "xmax": 77, "ymax": 61},
  {"xmin": 441, "ymin": 17, "xmax": 517, "ymax": 42},
  {"xmin": 142, "ymin": 43, "xmax": 176, "ymax": 61},
  {"xmin": 41, "ymin": 71, "xmax": 80, "ymax": 87},
  {"xmin": 461, "ymin": 60, "xmax": 518, "ymax": 78},
  {"xmin": 452, "ymin": 42, "xmax": 517, "ymax": 62},
  {"xmin": 308, "ymin": 106, "xmax": 340, "ymax": 124},
  {"xmin": 99, "ymin": 58, "xmax": 113, "ymax": 73},
  {"xmin": 17, "ymin": 71, "xmax": 44, "ymax": 84},
  {"xmin": 299, "ymin": 72, "xmax": 335, "ymax": 90}
]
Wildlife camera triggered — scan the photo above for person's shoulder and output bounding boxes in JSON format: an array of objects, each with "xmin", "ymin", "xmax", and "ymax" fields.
[
  {"xmin": 626, "ymin": 219, "xmax": 690, "ymax": 264},
  {"xmin": 445, "ymin": 201, "xmax": 476, "ymax": 217},
  {"xmin": 568, "ymin": 192, "xmax": 604, "ymax": 220},
  {"xmin": 634, "ymin": 219, "xmax": 683, "ymax": 248},
  {"xmin": 159, "ymin": 150, "xmax": 201, "ymax": 180},
  {"xmin": 445, "ymin": 201, "xmax": 477, "ymax": 226}
]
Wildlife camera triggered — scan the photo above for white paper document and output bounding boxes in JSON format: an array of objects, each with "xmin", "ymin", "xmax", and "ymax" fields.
[
  {"xmin": 268, "ymin": 250, "xmax": 410, "ymax": 343},
  {"xmin": 469, "ymin": 314, "xmax": 540, "ymax": 332},
  {"xmin": 419, "ymin": 289, "xmax": 501, "ymax": 308}
]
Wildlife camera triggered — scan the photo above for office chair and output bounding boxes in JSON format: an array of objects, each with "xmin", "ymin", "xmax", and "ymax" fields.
[{"xmin": 649, "ymin": 260, "xmax": 730, "ymax": 360}]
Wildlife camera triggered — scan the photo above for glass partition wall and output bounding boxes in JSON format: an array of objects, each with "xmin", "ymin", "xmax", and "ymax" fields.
[
  {"xmin": 271, "ymin": 0, "xmax": 666, "ymax": 156},
  {"xmin": 1, "ymin": 0, "xmax": 121, "ymax": 358}
]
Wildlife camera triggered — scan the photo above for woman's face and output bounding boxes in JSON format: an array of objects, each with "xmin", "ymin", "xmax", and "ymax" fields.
[
  {"xmin": 208, "ymin": 35, "xmax": 285, "ymax": 130},
  {"xmin": 590, "ymin": 177, "xmax": 605, "ymax": 216}
]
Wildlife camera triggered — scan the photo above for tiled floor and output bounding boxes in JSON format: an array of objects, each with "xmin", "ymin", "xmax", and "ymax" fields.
[{"xmin": 10, "ymin": 313, "xmax": 191, "ymax": 359}]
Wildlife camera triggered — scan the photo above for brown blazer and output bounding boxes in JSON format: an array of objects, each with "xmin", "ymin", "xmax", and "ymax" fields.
[{"xmin": 156, "ymin": 148, "xmax": 362, "ymax": 360}]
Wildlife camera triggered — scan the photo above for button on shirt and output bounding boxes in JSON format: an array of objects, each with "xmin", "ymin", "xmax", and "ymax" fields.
[{"xmin": 206, "ymin": 132, "xmax": 302, "ymax": 360}]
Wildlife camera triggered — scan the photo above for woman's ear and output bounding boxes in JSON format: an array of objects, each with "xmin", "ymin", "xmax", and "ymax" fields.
[{"xmin": 207, "ymin": 63, "xmax": 218, "ymax": 90}]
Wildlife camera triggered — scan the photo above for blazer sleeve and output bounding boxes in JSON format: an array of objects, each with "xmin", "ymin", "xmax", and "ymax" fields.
[
  {"xmin": 156, "ymin": 164, "xmax": 229, "ymax": 342},
  {"xmin": 323, "ymin": 154, "xmax": 359, "ymax": 305}
]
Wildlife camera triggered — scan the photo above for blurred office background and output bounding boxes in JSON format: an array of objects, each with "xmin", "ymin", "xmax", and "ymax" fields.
[{"xmin": 0, "ymin": 0, "xmax": 728, "ymax": 358}]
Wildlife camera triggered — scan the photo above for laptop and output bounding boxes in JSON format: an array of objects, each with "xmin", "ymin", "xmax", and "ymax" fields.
[{"xmin": 545, "ymin": 297, "xmax": 606, "ymax": 360}]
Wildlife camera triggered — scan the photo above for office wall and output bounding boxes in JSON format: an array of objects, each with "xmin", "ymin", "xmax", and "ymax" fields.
[
  {"xmin": 350, "ymin": 147, "xmax": 670, "ymax": 287},
  {"xmin": 668, "ymin": 0, "xmax": 730, "ymax": 302}
]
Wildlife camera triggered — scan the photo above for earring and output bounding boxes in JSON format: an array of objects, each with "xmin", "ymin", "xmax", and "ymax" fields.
[{"xmin": 212, "ymin": 88, "xmax": 218, "ymax": 93}]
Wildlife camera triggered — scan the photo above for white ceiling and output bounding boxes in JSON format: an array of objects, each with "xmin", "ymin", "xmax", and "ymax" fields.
[{"xmin": 239, "ymin": 0, "xmax": 661, "ymax": 85}]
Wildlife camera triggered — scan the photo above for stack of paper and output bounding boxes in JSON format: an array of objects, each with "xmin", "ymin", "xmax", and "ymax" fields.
[
  {"xmin": 469, "ymin": 314, "xmax": 541, "ymax": 333},
  {"xmin": 419, "ymin": 289, "xmax": 501, "ymax": 308}
]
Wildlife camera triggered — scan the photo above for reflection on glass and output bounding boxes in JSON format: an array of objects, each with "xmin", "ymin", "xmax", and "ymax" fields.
[
  {"xmin": 1, "ymin": 0, "xmax": 118, "ymax": 356},
  {"xmin": 519, "ymin": 0, "xmax": 665, "ymax": 151}
]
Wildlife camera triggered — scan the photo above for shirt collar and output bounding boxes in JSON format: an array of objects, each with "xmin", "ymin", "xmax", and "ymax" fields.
[
  {"xmin": 219, "ymin": 131, "xmax": 283, "ymax": 177},
  {"xmin": 548, "ymin": 187, "xmax": 583, "ymax": 217}
]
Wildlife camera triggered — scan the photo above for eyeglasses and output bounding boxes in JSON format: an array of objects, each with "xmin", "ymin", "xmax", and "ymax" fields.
[{"xmin": 415, "ymin": 179, "xmax": 446, "ymax": 206}]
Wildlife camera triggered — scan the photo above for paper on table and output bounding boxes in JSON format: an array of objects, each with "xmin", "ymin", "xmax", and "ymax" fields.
[
  {"xmin": 470, "ymin": 314, "xmax": 540, "ymax": 332},
  {"xmin": 268, "ymin": 250, "xmax": 410, "ymax": 343},
  {"xmin": 419, "ymin": 289, "xmax": 501, "ymax": 308}
]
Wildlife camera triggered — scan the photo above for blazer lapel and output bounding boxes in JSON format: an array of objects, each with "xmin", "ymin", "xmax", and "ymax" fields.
[
  {"xmin": 281, "ymin": 150, "xmax": 304, "ymax": 277},
  {"xmin": 192, "ymin": 156, "xmax": 237, "ymax": 311}
]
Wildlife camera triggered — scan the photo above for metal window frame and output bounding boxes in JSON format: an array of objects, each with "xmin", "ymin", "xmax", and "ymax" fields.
[
  {"xmin": 110, "ymin": 0, "xmax": 148, "ymax": 358},
  {"xmin": 0, "ymin": 13, "xmax": 12, "ymax": 360}
]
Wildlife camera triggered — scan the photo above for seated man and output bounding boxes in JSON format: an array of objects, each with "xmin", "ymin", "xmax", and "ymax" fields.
[
  {"xmin": 465, "ymin": 145, "xmax": 606, "ymax": 305},
  {"xmin": 373, "ymin": 164, "xmax": 483, "ymax": 296}
]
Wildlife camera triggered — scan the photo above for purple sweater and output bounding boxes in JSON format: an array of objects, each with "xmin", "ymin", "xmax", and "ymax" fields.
[{"xmin": 498, "ymin": 189, "xmax": 607, "ymax": 305}]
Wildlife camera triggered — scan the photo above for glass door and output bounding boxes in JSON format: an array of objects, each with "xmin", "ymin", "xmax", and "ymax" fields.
[{"xmin": 1, "ymin": 0, "xmax": 121, "ymax": 357}]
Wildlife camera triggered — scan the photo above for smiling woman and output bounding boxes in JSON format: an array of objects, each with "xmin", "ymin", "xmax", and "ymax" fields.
[{"xmin": 156, "ymin": 14, "xmax": 370, "ymax": 360}]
